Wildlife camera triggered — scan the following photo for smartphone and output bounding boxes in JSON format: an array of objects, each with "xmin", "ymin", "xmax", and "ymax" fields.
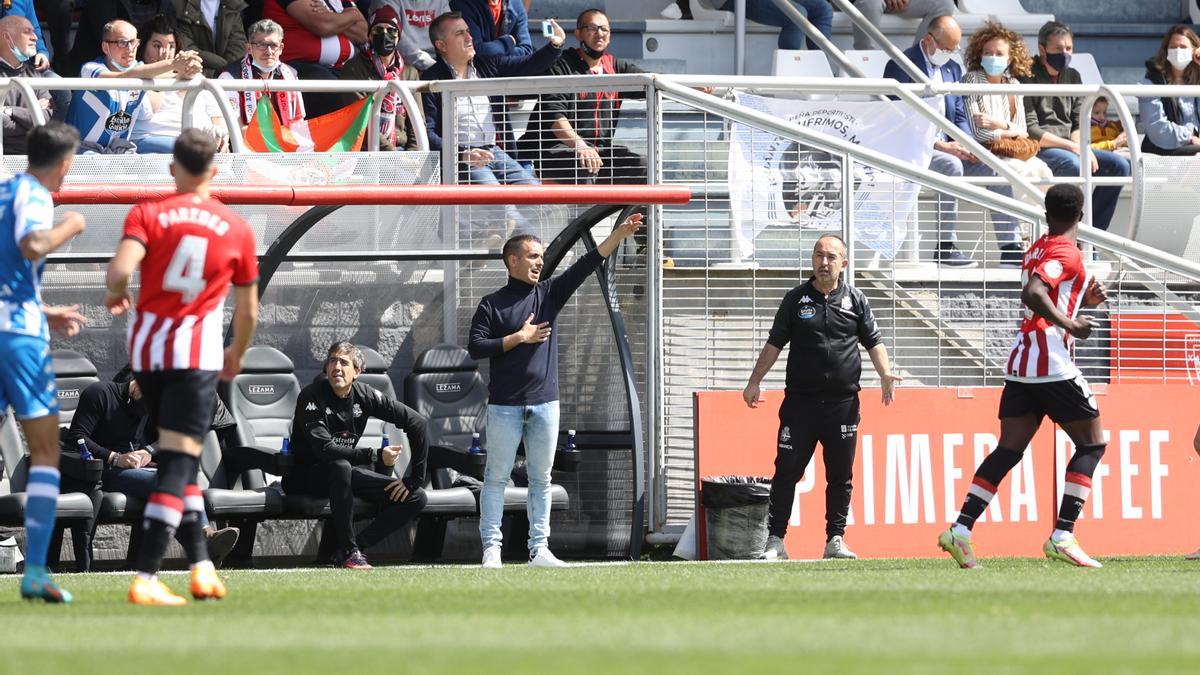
[{"xmin": 542, "ymin": 20, "xmax": 554, "ymax": 38}]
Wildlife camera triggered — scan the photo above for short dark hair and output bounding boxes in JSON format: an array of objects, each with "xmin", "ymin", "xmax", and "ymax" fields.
[
  {"xmin": 26, "ymin": 121, "xmax": 80, "ymax": 171},
  {"xmin": 502, "ymin": 234, "xmax": 541, "ymax": 268},
  {"xmin": 576, "ymin": 8, "xmax": 606, "ymax": 27},
  {"xmin": 814, "ymin": 233, "xmax": 847, "ymax": 256},
  {"xmin": 1037, "ymin": 20, "xmax": 1072, "ymax": 47},
  {"xmin": 137, "ymin": 14, "xmax": 177, "ymax": 61},
  {"xmin": 1045, "ymin": 184, "xmax": 1084, "ymax": 225},
  {"xmin": 326, "ymin": 341, "xmax": 365, "ymax": 372},
  {"xmin": 173, "ymin": 129, "xmax": 218, "ymax": 175},
  {"xmin": 429, "ymin": 11, "xmax": 463, "ymax": 45}
]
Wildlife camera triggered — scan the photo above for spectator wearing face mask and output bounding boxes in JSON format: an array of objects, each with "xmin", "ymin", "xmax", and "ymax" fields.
[
  {"xmin": 1139, "ymin": 24, "xmax": 1200, "ymax": 156},
  {"xmin": 1020, "ymin": 21, "xmax": 1130, "ymax": 232},
  {"xmin": 338, "ymin": 7, "xmax": 418, "ymax": 150},
  {"xmin": 218, "ymin": 19, "xmax": 306, "ymax": 133},
  {"xmin": 0, "ymin": 15, "xmax": 53, "ymax": 154}
]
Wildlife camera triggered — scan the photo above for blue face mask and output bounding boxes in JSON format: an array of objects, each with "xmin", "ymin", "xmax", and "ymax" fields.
[
  {"xmin": 253, "ymin": 59, "xmax": 279, "ymax": 74},
  {"xmin": 110, "ymin": 58, "xmax": 136, "ymax": 72},
  {"xmin": 9, "ymin": 45, "xmax": 30, "ymax": 64},
  {"xmin": 981, "ymin": 55, "xmax": 1008, "ymax": 77},
  {"xmin": 1044, "ymin": 51, "xmax": 1071, "ymax": 72}
]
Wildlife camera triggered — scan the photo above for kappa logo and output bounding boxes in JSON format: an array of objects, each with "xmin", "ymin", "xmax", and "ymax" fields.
[
  {"xmin": 306, "ymin": 402, "xmax": 317, "ymax": 412},
  {"xmin": 57, "ymin": 389, "xmax": 79, "ymax": 399},
  {"xmin": 248, "ymin": 385, "xmax": 274, "ymax": 395},
  {"xmin": 435, "ymin": 382, "xmax": 462, "ymax": 393},
  {"xmin": 352, "ymin": 403, "xmax": 363, "ymax": 418},
  {"xmin": 799, "ymin": 295, "xmax": 813, "ymax": 304}
]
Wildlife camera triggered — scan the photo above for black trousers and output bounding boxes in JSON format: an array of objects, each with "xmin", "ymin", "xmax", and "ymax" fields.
[
  {"xmin": 283, "ymin": 460, "xmax": 427, "ymax": 555},
  {"xmin": 767, "ymin": 394, "xmax": 860, "ymax": 540},
  {"xmin": 535, "ymin": 143, "xmax": 647, "ymax": 185}
]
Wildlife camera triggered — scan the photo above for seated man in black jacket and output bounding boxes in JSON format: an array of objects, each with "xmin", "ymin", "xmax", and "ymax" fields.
[
  {"xmin": 65, "ymin": 368, "xmax": 241, "ymax": 566},
  {"xmin": 516, "ymin": 9, "xmax": 646, "ymax": 186},
  {"xmin": 281, "ymin": 341, "xmax": 430, "ymax": 570}
]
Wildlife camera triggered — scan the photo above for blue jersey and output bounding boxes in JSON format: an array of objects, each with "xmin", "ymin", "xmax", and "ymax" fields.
[
  {"xmin": 64, "ymin": 60, "xmax": 151, "ymax": 147},
  {"xmin": 0, "ymin": 173, "xmax": 53, "ymax": 341}
]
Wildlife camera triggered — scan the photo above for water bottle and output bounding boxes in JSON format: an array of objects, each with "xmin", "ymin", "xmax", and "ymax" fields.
[
  {"xmin": 76, "ymin": 437, "xmax": 92, "ymax": 461},
  {"xmin": 280, "ymin": 437, "xmax": 290, "ymax": 455},
  {"xmin": 381, "ymin": 435, "xmax": 390, "ymax": 449},
  {"xmin": 469, "ymin": 432, "xmax": 483, "ymax": 454},
  {"xmin": 565, "ymin": 429, "xmax": 578, "ymax": 453}
]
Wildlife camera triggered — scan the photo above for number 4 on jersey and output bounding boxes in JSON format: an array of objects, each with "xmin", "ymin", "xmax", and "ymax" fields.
[{"xmin": 163, "ymin": 234, "xmax": 209, "ymax": 303}]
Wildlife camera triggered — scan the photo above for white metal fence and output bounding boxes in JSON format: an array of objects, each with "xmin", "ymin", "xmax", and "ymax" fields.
[{"xmin": 16, "ymin": 73, "xmax": 1200, "ymax": 537}]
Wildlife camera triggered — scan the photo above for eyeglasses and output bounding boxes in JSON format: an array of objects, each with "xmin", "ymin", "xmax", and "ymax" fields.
[
  {"xmin": 371, "ymin": 26, "xmax": 399, "ymax": 35},
  {"xmin": 104, "ymin": 38, "xmax": 139, "ymax": 49},
  {"xmin": 579, "ymin": 25, "xmax": 610, "ymax": 35},
  {"xmin": 250, "ymin": 41, "xmax": 282, "ymax": 52}
]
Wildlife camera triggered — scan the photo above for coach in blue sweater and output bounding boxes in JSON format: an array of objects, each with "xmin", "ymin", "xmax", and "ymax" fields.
[{"xmin": 468, "ymin": 212, "xmax": 644, "ymax": 568}]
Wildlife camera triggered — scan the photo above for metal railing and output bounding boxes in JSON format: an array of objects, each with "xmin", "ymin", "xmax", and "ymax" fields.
[{"xmin": 14, "ymin": 71, "xmax": 1200, "ymax": 537}]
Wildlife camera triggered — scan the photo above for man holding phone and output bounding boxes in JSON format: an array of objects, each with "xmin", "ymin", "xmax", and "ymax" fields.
[{"xmin": 451, "ymin": 0, "xmax": 533, "ymax": 57}]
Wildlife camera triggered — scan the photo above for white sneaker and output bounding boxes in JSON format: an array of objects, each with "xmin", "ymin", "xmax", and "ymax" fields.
[
  {"xmin": 481, "ymin": 545, "xmax": 502, "ymax": 569},
  {"xmin": 759, "ymin": 535, "xmax": 788, "ymax": 561},
  {"xmin": 528, "ymin": 547, "xmax": 568, "ymax": 568},
  {"xmin": 823, "ymin": 535, "xmax": 858, "ymax": 559},
  {"xmin": 1187, "ymin": 547, "xmax": 1200, "ymax": 561}
]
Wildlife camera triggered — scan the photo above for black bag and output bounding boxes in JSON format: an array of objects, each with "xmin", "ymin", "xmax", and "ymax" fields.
[
  {"xmin": 702, "ymin": 476, "xmax": 772, "ymax": 560},
  {"xmin": 59, "ymin": 450, "xmax": 104, "ymax": 484}
]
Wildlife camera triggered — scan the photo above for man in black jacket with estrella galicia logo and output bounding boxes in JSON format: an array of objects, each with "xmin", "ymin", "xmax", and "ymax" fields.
[
  {"xmin": 743, "ymin": 234, "xmax": 901, "ymax": 562},
  {"xmin": 468, "ymin": 212, "xmax": 644, "ymax": 568},
  {"xmin": 282, "ymin": 341, "xmax": 430, "ymax": 570}
]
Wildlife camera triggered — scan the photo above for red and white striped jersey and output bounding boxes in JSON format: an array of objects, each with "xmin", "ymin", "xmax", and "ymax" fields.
[
  {"xmin": 266, "ymin": 0, "xmax": 358, "ymax": 68},
  {"xmin": 123, "ymin": 193, "xmax": 258, "ymax": 372},
  {"xmin": 1006, "ymin": 234, "xmax": 1090, "ymax": 382}
]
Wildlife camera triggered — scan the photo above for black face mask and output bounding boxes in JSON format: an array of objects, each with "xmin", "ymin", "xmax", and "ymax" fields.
[
  {"xmin": 371, "ymin": 33, "xmax": 398, "ymax": 56},
  {"xmin": 580, "ymin": 43, "xmax": 605, "ymax": 60},
  {"xmin": 1044, "ymin": 51, "xmax": 1071, "ymax": 72}
]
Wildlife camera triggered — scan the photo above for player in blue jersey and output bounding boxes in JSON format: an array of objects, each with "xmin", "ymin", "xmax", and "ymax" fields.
[{"xmin": 1, "ymin": 121, "xmax": 87, "ymax": 603}]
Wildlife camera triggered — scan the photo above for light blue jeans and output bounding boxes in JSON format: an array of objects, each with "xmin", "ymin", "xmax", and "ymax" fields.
[{"xmin": 479, "ymin": 401, "xmax": 559, "ymax": 553}]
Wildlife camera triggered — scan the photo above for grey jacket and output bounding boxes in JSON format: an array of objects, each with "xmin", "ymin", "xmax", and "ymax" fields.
[{"xmin": 1, "ymin": 59, "xmax": 51, "ymax": 154}]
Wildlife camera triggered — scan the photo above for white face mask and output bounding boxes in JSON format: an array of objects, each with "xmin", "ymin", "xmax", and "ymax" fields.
[
  {"xmin": 928, "ymin": 47, "xmax": 952, "ymax": 67},
  {"xmin": 1168, "ymin": 46, "xmax": 1193, "ymax": 71}
]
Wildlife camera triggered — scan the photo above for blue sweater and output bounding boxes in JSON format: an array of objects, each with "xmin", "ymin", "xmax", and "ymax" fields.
[
  {"xmin": 0, "ymin": 0, "xmax": 50, "ymax": 60},
  {"xmin": 451, "ymin": 0, "xmax": 532, "ymax": 58},
  {"xmin": 468, "ymin": 248, "xmax": 603, "ymax": 405}
]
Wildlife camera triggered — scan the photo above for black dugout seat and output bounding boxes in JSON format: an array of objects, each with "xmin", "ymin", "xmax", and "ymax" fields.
[
  {"xmin": 51, "ymin": 350, "xmax": 100, "ymax": 427},
  {"xmin": 0, "ymin": 410, "xmax": 95, "ymax": 525}
]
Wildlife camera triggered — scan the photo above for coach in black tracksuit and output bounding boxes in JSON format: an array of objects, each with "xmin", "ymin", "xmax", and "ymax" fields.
[
  {"xmin": 282, "ymin": 341, "xmax": 430, "ymax": 569},
  {"xmin": 743, "ymin": 235, "xmax": 901, "ymax": 561}
]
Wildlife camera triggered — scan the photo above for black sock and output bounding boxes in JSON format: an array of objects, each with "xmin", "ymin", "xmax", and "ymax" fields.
[
  {"xmin": 955, "ymin": 446, "xmax": 1024, "ymax": 530},
  {"xmin": 136, "ymin": 451, "xmax": 200, "ymax": 576},
  {"xmin": 176, "ymin": 480, "xmax": 209, "ymax": 564},
  {"xmin": 1056, "ymin": 443, "xmax": 1106, "ymax": 532}
]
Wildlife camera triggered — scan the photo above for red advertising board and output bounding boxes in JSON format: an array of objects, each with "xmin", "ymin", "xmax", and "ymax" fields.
[{"xmin": 694, "ymin": 385, "xmax": 1200, "ymax": 559}]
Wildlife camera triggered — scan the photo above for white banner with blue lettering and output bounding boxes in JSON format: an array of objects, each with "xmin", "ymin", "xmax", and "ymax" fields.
[{"xmin": 728, "ymin": 93, "xmax": 937, "ymax": 260}]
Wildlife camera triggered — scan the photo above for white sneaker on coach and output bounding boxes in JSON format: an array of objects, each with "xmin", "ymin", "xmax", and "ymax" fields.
[
  {"xmin": 823, "ymin": 535, "xmax": 858, "ymax": 559},
  {"xmin": 529, "ymin": 547, "xmax": 568, "ymax": 568},
  {"xmin": 482, "ymin": 545, "xmax": 502, "ymax": 569}
]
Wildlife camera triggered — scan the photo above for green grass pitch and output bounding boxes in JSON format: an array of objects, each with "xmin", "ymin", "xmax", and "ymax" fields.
[{"xmin": 1, "ymin": 557, "xmax": 1198, "ymax": 674}]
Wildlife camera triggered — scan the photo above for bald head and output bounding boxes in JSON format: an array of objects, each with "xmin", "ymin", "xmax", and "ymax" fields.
[
  {"xmin": 0, "ymin": 15, "xmax": 36, "ymax": 65},
  {"xmin": 814, "ymin": 234, "xmax": 847, "ymax": 257},
  {"xmin": 103, "ymin": 19, "xmax": 136, "ymax": 41},
  {"xmin": 922, "ymin": 15, "xmax": 962, "ymax": 58}
]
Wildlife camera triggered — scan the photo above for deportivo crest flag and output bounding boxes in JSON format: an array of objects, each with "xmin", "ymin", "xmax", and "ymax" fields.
[
  {"xmin": 245, "ymin": 94, "xmax": 374, "ymax": 153},
  {"xmin": 728, "ymin": 93, "xmax": 937, "ymax": 260}
]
